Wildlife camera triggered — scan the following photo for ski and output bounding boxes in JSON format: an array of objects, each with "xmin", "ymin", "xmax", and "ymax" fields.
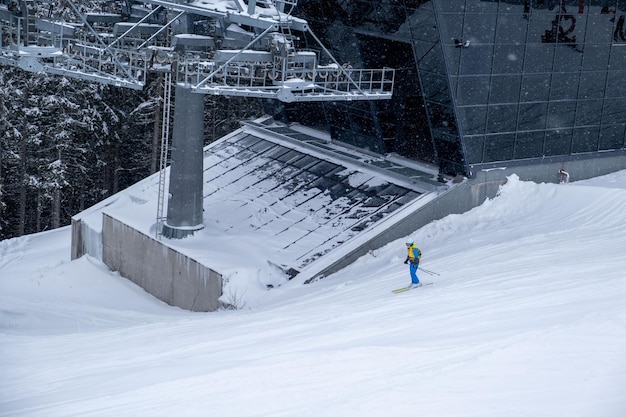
[{"xmin": 392, "ymin": 282, "xmax": 433, "ymax": 293}]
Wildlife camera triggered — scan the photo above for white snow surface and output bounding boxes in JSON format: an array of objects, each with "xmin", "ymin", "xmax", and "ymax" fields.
[{"xmin": 2, "ymin": 171, "xmax": 626, "ymax": 416}]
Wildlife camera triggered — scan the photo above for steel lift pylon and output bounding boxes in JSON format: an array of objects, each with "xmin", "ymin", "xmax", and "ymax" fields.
[{"xmin": 0, "ymin": 0, "xmax": 395, "ymax": 238}]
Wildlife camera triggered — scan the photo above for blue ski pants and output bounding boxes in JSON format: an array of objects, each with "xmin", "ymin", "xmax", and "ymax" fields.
[{"xmin": 409, "ymin": 262, "xmax": 420, "ymax": 285}]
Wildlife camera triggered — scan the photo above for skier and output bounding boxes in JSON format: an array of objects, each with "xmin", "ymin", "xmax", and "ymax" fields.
[{"xmin": 404, "ymin": 237, "xmax": 421, "ymax": 287}]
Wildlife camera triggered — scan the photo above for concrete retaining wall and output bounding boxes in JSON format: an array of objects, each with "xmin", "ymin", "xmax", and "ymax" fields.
[
  {"xmin": 71, "ymin": 218, "xmax": 103, "ymax": 261},
  {"xmin": 71, "ymin": 219, "xmax": 83, "ymax": 261},
  {"xmin": 101, "ymin": 214, "xmax": 223, "ymax": 312},
  {"xmin": 469, "ymin": 152, "xmax": 626, "ymax": 184}
]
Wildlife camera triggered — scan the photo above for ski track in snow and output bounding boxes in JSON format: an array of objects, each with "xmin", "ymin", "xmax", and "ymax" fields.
[{"xmin": 1, "ymin": 174, "xmax": 626, "ymax": 416}]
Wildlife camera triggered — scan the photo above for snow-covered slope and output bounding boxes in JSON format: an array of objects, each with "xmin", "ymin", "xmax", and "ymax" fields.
[{"xmin": 1, "ymin": 173, "xmax": 626, "ymax": 417}]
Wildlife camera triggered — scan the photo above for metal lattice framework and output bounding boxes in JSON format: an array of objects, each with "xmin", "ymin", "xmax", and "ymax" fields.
[{"xmin": 0, "ymin": 0, "xmax": 394, "ymax": 102}]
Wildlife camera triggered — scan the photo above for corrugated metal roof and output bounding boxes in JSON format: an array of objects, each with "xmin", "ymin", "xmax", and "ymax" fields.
[{"xmin": 201, "ymin": 123, "xmax": 439, "ymax": 275}]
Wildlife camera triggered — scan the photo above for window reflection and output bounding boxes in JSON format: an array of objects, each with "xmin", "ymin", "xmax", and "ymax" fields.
[
  {"xmin": 515, "ymin": 131, "xmax": 545, "ymax": 159},
  {"xmin": 545, "ymin": 129, "xmax": 573, "ymax": 156},
  {"xmin": 572, "ymin": 127, "xmax": 599, "ymax": 153},
  {"xmin": 440, "ymin": 0, "xmax": 626, "ymax": 167},
  {"xmin": 288, "ymin": 0, "xmax": 626, "ymax": 175}
]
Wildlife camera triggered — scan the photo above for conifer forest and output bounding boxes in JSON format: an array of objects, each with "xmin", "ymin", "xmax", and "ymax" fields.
[
  {"xmin": 0, "ymin": 1, "xmax": 262, "ymax": 240},
  {"xmin": 0, "ymin": 68, "xmax": 262, "ymax": 240}
]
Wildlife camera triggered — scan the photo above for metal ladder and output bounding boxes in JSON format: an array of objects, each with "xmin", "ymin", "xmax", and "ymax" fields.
[
  {"xmin": 22, "ymin": 0, "xmax": 38, "ymax": 45},
  {"xmin": 155, "ymin": 71, "xmax": 173, "ymax": 240}
]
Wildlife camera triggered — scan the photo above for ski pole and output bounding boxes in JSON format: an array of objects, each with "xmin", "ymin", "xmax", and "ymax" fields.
[{"xmin": 420, "ymin": 267, "xmax": 440, "ymax": 276}]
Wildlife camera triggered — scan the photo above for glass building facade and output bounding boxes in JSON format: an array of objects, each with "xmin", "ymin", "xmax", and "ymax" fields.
[{"xmin": 284, "ymin": 0, "xmax": 626, "ymax": 177}]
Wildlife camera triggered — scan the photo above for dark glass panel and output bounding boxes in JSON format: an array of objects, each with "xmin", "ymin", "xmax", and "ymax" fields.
[
  {"xmin": 380, "ymin": 4, "xmax": 410, "ymax": 36},
  {"xmin": 566, "ymin": 12, "xmax": 587, "ymax": 43},
  {"xmin": 345, "ymin": 1, "xmax": 376, "ymax": 27},
  {"xmin": 550, "ymin": 74, "xmax": 579, "ymax": 100},
  {"xmin": 295, "ymin": 0, "xmax": 339, "ymax": 25},
  {"xmin": 581, "ymin": 43, "xmax": 611, "ymax": 70},
  {"xmin": 495, "ymin": 12, "xmax": 528, "ymax": 44},
  {"xmin": 404, "ymin": 0, "xmax": 429, "ymax": 10},
  {"xmin": 487, "ymin": 104, "xmax": 519, "ymax": 133},
  {"xmin": 518, "ymin": 102, "xmax": 548, "ymax": 130},
  {"xmin": 414, "ymin": 40, "xmax": 437, "ymax": 62},
  {"xmin": 291, "ymin": 0, "xmax": 626, "ymax": 173},
  {"xmin": 426, "ymin": 102, "xmax": 457, "ymax": 134},
  {"xmin": 497, "ymin": 1, "xmax": 527, "ymax": 14},
  {"xmin": 441, "ymin": 45, "xmax": 461, "ymax": 76},
  {"xmin": 544, "ymin": 129, "xmax": 573, "ymax": 156},
  {"xmin": 460, "ymin": 45, "xmax": 495, "ymax": 75},
  {"xmin": 515, "ymin": 131, "xmax": 545, "ymax": 159},
  {"xmin": 588, "ymin": 0, "xmax": 618, "ymax": 12},
  {"xmin": 421, "ymin": 72, "xmax": 451, "ymax": 102},
  {"xmin": 578, "ymin": 71, "xmax": 607, "ymax": 99},
  {"xmin": 439, "ymin": 159, "xmax": 467, "ymax": 177},
  {"xmin": 389, "ymin": 95, "xmax": 436, "ymax": 162},
  {"xmin": 407, "ymin": 7, "xmax": 438, "ymax": 42},
  {"xmin": 490, "ymin": 75, "xmax": 521, "ymax": 104},
  {"xmin": 436, "ymin": 2, "xmax": 465, "ymax": 12},
  {"xmin": 528, "ymin": 9, "xmax": 553, "ymax": 39},
  {"xmin": 335, "ymin": 129, "xmax": 387, "ymax": 154},
  {"xmin": 539, "ymin": 13, "xmax": 581, "ymax": 49},
  {"xmin": 457, "ymin": 76, "xmax": 490, "ymax": 105},
  {"xmin": 433, "ymin": 132, "xmax": 466, "ymax": 175},
  {"xmin": 493, "ymin": 44, "xmax": 525, "ymax": 73},
  {"xmin": 547, "ymin": 101, "xmax": 577, "ymax": 128},
  {"xmin": 466, "ymin": 0, "xmax": 499, "ymax": 13},
  {"xmin": 603, "ymin": 98, "xmax": 626, "ymax": 124},
  {"xmin": 553, "ymin": 46, "xmax": 583, "ymax": 73},
  {"xmin": 483, "ymin": 133, "xmax": 515, "ymax": 162},
  {"xmin": 609, "ymin": 45, "xmax": 626, "ymax": 69},
  {"xmin": 599, "ymin": 124, "xmax": 626, "ymax": 149},
  {"xmin": 575, "ymin": 99, "xmax": 604, "ymax": 125},
  {"xmin": 419, "ymin": 45, "xmax": 446, "ymax": 74},
  {"xmin": 458, "ymin": 106, "xmax": 488, "ymax": 135},
  {"xmin": 572, "ymin": 127, "xmax": 600, "ymax": 153},
  {"xmin": 329, "ymin": 106, "xmax": 350, "ymax": 130},
  {"xmin": 524, "ymin": 44, "xmax": 555, "ymax": 73},
  {"xmin": 464, "ymin": 135, "xmax": 485, "ymax": 164},
  {"xmin": 448, "ymin": 75, "xmax": 459, "ymax": 100},
  {"xmin": 520, "ymin": 74, "xmax": 551, "ymax": 102},
  {"xmin": 437, "ymin": 12, "xmax": 463, "ymax": 45},
  {"xmin": 350, "ymin": 112, "xmax": 376, "ymax": 135},
  {"xmin": 462, "ymin": 12, "xmax": 497, "ymax": 44},
  {"xmin": 606, "ymin": 70, "xmax": 626, "ymax": 98},
  {"xmin": 583, "ymin": 15, "xmax": 614, "ymax": 43}
]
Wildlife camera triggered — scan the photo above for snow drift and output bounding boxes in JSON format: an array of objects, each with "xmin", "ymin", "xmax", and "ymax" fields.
[{"xmin": 1, "ymin": 173, "xmax": 626, "ymax": 417}]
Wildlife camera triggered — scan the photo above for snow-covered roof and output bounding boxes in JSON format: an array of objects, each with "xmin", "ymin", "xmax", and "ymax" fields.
[{"xmin": 75, "ymin": 118, "xmax": 445, "ymax": 297}]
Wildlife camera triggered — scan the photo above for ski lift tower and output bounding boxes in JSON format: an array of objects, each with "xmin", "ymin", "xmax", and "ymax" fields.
[{"xmin": 0, "ymin": 0, "xmax": 395, "ymax": 238}]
